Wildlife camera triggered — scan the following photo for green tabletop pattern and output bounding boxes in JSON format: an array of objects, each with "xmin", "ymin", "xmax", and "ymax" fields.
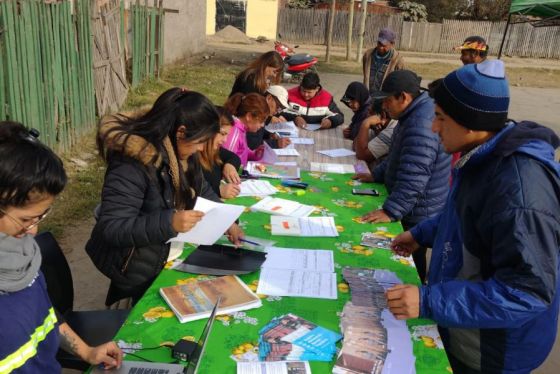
[{"xmin": 113, "ymin": 171, "xmax": 451, "ymax": 373}]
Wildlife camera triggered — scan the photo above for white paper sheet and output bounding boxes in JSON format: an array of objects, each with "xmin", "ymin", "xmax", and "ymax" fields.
[
  {"xmin": 270, "ymin": 216, "xmax": 338, "ymax": 237},
  {"xmin": 273, "ymin": 148, "xmax": 300, "ymax": 157},
  {"xmin": 251, "ymin": 196, "xmax": 315, "ymax": 218},
  {"xmin": 317, "ymin": 148, "xmax": 356, "ymax": 158},
  {"xmin": 265, "ymin": 121, "xmax": 299, "ymax": 137},
  {"xmin": 237, "ymin": 361, "xmax": 311, "ymax": 374},
  {"xmin": 303, "ymin": 123, "xmax": 321, "ymax": 131},
  {"xmin": 291, "ymin": 138, "xmax": 315, "ymax": 145},
  {"xmin": 168, "ymin": 197, "xmax": 244, "ymax": 245},
  {"xmin": 262, "ymin": 247, "xmax": 334, "ymax": 272},
  {"xmin": 257, "ymin": 268, "xmax": 337, "ymax": 299},
  {"xmin": 310, "ymin": 162, "xmax": 355, "ymax": 174},
  {"xmin": 260, "ymin": 141, "xmax": 278, "ymax": 164},
  {"xmin": 238, "ymin": 180, "xmax": 278, "ymax": 197}
]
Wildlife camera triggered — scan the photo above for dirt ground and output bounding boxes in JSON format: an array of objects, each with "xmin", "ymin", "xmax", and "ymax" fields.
[{"xmin": 61, "ymin": 39, "xmax": 559, "ymax": 373}]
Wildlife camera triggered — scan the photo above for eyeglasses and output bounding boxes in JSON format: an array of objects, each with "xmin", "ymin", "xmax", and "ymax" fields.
[{"xmin": 0, "ymin": 206, "xmax": 52, "ymax": 232}]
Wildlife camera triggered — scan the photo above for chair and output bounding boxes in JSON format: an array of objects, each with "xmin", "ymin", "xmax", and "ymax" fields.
[{"xmin": 35, "ymin": 231, "xmax": 129, "ymax": 371}]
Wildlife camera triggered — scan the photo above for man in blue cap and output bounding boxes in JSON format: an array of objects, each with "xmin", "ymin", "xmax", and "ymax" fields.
[
  {"xmin": 362, "ymin": 27, "xmax": 405, "ymax": 97},
  {"xmin": 387, "ymin": 60, "xmax": 560, "ymax": 373}
]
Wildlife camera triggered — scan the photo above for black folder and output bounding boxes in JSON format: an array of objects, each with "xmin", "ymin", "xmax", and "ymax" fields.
[{"xmin": 174, "ymin": 244, "xmax": 266, "ymax": 275}]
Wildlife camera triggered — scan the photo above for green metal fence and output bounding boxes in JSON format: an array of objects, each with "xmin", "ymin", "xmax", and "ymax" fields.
[
  {"xmin": 0, "ymin": 0, "xmax": 95, "ymax": 151},
  {"xmin": 130, "ymin": 0, "xmax": 164, "ymax": 87}
]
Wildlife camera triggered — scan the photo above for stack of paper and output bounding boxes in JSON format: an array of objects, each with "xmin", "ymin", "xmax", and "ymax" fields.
[
  {"xmin": 333, "ymin": 267, "xmax": 416, "ymax": 374},
  {"xmin": 256, "ymin": 247, "xmax": 337, "ymax": 299},
  {"xmin": 258, "ymin": 314, "xmax": 342, "ymax": 361},
  {"xmin": 310, "ymin": 162, "xmax": 355, "ymax": 174},
  {"xmin": 246, "ymin": 161, "xmax": 300, "ymax": 180},
  {"xmin": 361, "ymin": 231, "xmax": 395, "ymax": 249},
  {"xmin": 250, "ymin": 196, "xmax": 314, "ymax": 218},
  {"xmin": 167, "ymin": 197, "xmax": 244, "ymax": 245},
  {"xmin": 273, "ymin": 148, "xmax": 300, "ymax": 157},
  {"xmin": 270, "ymin": 216, "xmax": 338, "ymax": 237},
  {"xmin": 265, "ymin": 121, "xmax": 299, "ymax": 138},
  {"xmin": 238, "ymin": 180, "xmax": 278, "ymax": 197},
  {"xmin": 317, "ymin": 148, "xmax": 356, "ymax": 158}
]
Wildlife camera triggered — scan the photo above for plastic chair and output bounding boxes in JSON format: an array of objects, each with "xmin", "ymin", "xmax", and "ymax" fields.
[{"xmin": 35, "ymin": 231, "xmax": 129, "ymax": 371}]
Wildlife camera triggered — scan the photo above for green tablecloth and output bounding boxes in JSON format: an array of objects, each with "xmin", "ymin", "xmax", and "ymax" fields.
[{"xmin": 113, "ymin": 171, "xmax": 451, "ymax": 373}]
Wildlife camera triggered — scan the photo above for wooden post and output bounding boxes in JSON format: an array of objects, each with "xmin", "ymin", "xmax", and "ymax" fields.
[
  {"xmin": 356, "ymin": 0, "xmax": 367, "ymax": 61},
  {"xmin": 325, "ymin": 0, "xmax": 336, "ymax": 63},
  {"xmin": 346, "ymin": 0, "xmax": 354, "ymax": 60}
]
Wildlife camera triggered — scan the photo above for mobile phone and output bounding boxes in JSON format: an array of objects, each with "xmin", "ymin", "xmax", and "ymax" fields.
[{"xmin": 352, "ymin": 188, "xmax": 380, "ymax": 196}]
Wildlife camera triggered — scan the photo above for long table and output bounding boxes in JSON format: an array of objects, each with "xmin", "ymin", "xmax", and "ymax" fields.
[{"xmin": 111, "ymin": 169, "xmax": 451, "ymax": 373}]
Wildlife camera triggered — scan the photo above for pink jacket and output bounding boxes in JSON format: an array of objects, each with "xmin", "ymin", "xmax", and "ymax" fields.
[{"xmin": 222, "ymin": 118, "xmax": 258, "ymax": 167}]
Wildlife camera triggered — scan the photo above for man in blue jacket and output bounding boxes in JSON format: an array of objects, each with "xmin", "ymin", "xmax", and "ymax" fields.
[
  {"xmin": 361, "ymin": 70, "xmax": 451, "ymax": 283},
  {"xmin": 387, "ymin": 60, "xmax": 560, "ymax": 373}
]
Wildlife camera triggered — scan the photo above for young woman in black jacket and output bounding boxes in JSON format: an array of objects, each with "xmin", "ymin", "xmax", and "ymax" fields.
[{"xmin": 86, "ymin": 88, "xmax": 244, "ymax": 304}]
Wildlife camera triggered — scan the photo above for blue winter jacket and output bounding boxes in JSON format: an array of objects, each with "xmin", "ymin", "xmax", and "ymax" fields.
[
  {"xmin": 411, "ymin": 121, "xmax": 560, "ymax": 373},
  {"xmin": 373, "ymin": 92, "xmax": 451, "ymax": 226}
]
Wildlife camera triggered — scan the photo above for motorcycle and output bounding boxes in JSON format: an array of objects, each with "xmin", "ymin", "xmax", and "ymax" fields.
[{"xmin": 274, "ymin": 41, "xmax": 318, "ymax": 83}]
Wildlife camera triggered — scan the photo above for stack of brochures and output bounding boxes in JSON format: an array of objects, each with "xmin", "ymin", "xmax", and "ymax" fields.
[
  {"xmin": 360, "ymin": 231, "xmax": 395, "ymax": 250},
  {"xmin": 159, "ymin": 275, "xmax": 262, "ymax": 323},
  {"xmin": 250, "ymin": 196, "xmax": 315, "ymax": 218},
  {"xmin": 258, "ymin": 313, "xmax": 342, "ymax": 362},
  {"xmin": 333, "ymin": 267, "xmax": 416, "ymax": 374}
]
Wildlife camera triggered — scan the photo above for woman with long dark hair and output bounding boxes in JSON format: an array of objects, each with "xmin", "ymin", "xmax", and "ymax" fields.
[
  {"xmin": 230, "ymin": 51, "xmax": 284, "ymax": 97},
  {"xmin": 86, "ymin": 88, "xmax": 243, "ymax": 304}
]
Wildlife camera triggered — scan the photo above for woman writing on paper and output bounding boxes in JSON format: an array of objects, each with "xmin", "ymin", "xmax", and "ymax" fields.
[
  {"xmin": 199, "ymin": 107, "xmax": 242, "ymax": 199},
  {"xmin": 86, "ymin": 88, "xmax": 243, "ymax": 304},
  {"xmin": 222, "ymin": 93, "xmax": 270, "ymax": 167}
]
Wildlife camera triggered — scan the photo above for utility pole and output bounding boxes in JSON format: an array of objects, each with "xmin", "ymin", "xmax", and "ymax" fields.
[
  {"xmin": 326, "ymin": 0, "xmax": 336, "ymax": 63},
  {"xmin": 356, "ymin": 0, "xmax": 367, "ymax": 61},
  {"xmin": 346, "ymin": 0, "xmax": 355, "ymax": 60}
]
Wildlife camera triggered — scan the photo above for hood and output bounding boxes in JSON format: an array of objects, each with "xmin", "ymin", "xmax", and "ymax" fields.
[
  {"xmin": 99, "ymin": 114, "xmax": 163, "ymax": 168},
  {"xmin": 493, "ymin": 121, "xmax": 560, "ymax": 178},
  {"xmin": 342, "ymin": 82, "xmax": 370, "ymax": 108}
]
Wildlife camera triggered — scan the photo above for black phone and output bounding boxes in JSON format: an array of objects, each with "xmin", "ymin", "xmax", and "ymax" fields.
[{"xmin": 352, "ymin": 188, "xmax": 380, "ymax": 196}]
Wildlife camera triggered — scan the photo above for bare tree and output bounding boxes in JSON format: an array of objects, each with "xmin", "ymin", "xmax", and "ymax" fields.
[
  {"xmin": 326, "ymin": 0, "xmax": 336, "ymax": 63},
  {"xmin": 470, "ymin": 0, "xmax": 511, "ymax": 21},
  {"xmin": 346, "ymin": 0, "xmax": 355, "ymax": 61},
  {"xmin": 356, "ymin": 0, "xmax": 367, "ymax": 61}
]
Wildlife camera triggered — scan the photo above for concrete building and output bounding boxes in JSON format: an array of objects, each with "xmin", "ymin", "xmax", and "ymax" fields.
[{"xmin": 207, "ymin": 0, "xmax": 279, "ymax": 40}]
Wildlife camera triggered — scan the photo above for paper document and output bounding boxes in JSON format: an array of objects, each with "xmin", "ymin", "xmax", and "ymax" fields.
[
  {"xmin": 273, "ymin": 148, "xmax": 300, "ymax": 157},
  {"xmin": 262, "ymin": 247, "xmax": 334, "ymax": 272},
  {"xmin": 270, "ymin": 216, "xmax": 338, "ymax": 237},
  {"xmin": 237, "ymin": 361, "xmax": 311, "ymax": 374},
  {"xmin": 310, "ymin": 162, "xmax": 355, "ymax": 174},
  {"xmin": 246, "ymin": 161, "xmax": 300, "ymax": 179},
  {"xmin": 291, "ymin": 138, "xmax": 314, "ymax": 145},
  {"xmin": 239, "ymin": 180, "xmax": 278, "ymax": 197},
  {"xmin": 317, "ymin": 148, "xmax": 356, "ymax": 158},
  {"xmin": 257, "ymin": 268, "xmax": 337, "ymax": 299},
  {"xmin": 274, "ymin": 161, "xmax": 297, "ymax": 166},
  {"xmin": 168, "ymin": 197, "xmax": 244, "ymax": 245},
  {"xmin": 251, "ymin": 196, "xmax": 315, "ymax": 218},
  {"xmin": 304, "ymin": 123, "xmax": 321, "ymax": 131},
  {"xmin": 259, "ymin": 142, "xmax": 278, "ymax": 165},
  {"xmin": 265, "ymin": 121, "xmax": 299, "ymax": 137}
]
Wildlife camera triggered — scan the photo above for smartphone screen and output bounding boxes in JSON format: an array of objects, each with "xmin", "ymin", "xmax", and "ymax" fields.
[{"xmin": 352, "ymin": 188, "xmax": 379, "ymax": 196}]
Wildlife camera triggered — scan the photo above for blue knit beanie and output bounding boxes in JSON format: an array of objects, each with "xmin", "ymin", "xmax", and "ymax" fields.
[{"xmin": 433, "ymin": 60, "xmax": 510, "ymax": 132}]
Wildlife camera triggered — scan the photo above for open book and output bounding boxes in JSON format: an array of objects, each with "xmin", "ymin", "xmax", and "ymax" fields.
[{"xmin": 159, "ymin": 275, "xmax": 262, "ymax": 323}]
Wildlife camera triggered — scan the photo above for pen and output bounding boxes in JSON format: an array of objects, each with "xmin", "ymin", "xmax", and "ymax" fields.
[{"xmin": 239, "ymin": 238, "xmax": 260, "ymax": 246}]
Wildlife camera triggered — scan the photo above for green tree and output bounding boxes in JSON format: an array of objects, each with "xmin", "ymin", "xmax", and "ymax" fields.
[
  {"xmin": 396, "ymin": 1, "xmax": 428, "ymax": 22},
  {"xmin": 468, "ymin": 0, "xmax": 511, "ymax": 21}
]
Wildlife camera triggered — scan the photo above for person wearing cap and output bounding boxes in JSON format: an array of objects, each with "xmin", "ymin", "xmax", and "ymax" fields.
[
  {"xmin": 246, "ymin": 85, "xmax": 292, "ymax": 150},
  {"xmin": 386, "ymin": 60, "xmax": 560, "ymax": 373},
  {"xmin": 360, "ymin": 70, "xmax": 451, "ymax": 283},
  {"xmin": 283, "ymin": 72, "xmax": 344, "ymax": 130},
  {"xmin": 341, "ymin": 82, "xmax": 372, "ymax": 141},
  {"xmin": 363, "ymin": 27, "xmax": 405, "ymax": 97},
  {"xmin": 457, "ymin": 35, "xmax": 489, "ymax": 65}
]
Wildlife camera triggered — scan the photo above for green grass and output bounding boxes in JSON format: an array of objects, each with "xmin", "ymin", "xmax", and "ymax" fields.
[{"xmin": 41, "ymin": 61, "xmax": 245, "ymax": 239}]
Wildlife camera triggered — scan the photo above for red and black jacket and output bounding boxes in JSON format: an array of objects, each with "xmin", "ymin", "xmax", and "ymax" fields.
[{"xmin": 283, "ymin": 86, "xmax": 344, "ymax": 128}]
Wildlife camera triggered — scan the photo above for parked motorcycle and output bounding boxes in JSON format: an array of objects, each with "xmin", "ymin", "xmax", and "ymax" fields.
[{"xmin": 274, "ymin": 41, "xmax": 318, "ymax": 83}]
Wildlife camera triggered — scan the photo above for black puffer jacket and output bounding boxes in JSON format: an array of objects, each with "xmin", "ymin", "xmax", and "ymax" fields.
[{"xmin": 86, "ymin": 120, "xmax": 220, "ymax": 298}]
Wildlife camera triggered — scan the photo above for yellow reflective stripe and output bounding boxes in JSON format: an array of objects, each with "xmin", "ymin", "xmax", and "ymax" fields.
[{"xmin": 0, "ymin": 307, "xmax": 57, "ymax": 374}]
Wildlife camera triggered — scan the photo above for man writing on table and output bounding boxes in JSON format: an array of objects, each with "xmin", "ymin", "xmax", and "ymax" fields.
[{"xmin": 387, "ymin": 60, "xmax": 560, "ymax": 374}]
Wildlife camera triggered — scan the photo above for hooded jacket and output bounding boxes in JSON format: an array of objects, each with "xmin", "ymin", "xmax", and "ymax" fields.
[
  {"xmin": 86, "ymin": 117, "xmax": 220, "ymax": 299},
  {"xmin": 362, "ymin": 47, "xmax": 404, "ymax": 91},
  {"xmin": 411, "ymin": 122, "xmax": 560, "ymax": 373},
  {"xmin": 283, "ymin": 86, "xmax": 344, "ymax": 128},
  {"xmin": 373, "ymin": 92, "xmax": 451, "ymax": 225},
  {"xmin": 343, "ymin": 82, "xmax": 372, "ymax": 140}
]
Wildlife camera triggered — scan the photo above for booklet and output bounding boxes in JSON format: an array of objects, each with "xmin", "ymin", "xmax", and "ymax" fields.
[
  {"xmin": 168, "ymin": 197, "xmax": 245, "ymax": 245},
  {"xmin": 251, "ymin": 196, "xmax": 315, "ymax": 218},
  {"xmin": 159, "ymin": 275, "xmax": 261, "ymax": 323},
  {"xmin": 270, "ymin": 216, "xmax": 338, "ymax": 237},
  {"xmin": 317, "ymin": 148, "xmax": 356, "ymax": 158},
  {"xmin": 310, "ymin": 162, "xmax": 355, "ymax": 174},
  {"xmin": 246, "ymin": 161, "xmax": 300, "ymax": 180}
]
